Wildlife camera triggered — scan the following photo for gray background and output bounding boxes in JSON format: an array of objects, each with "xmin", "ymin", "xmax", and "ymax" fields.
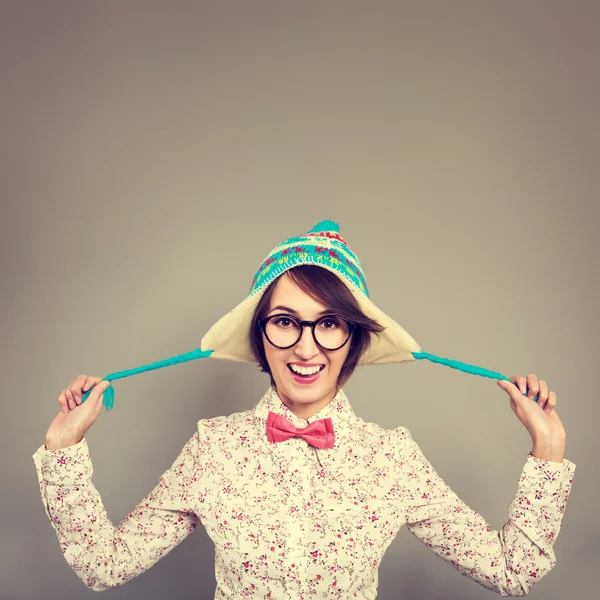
[{"xmin": 2, "ymin": 1, "xmax": 598, "ymax": 599}]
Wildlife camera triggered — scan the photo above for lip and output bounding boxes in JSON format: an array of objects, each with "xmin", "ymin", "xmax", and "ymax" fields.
[{"xmin": 287, "ymin": 364, "xmax": 324, "ymax": 385}]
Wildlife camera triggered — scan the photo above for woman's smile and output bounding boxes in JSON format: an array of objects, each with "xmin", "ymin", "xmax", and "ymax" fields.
[{"xmin": 288, "ymin": 362, "xmax": 326, "ymax": 384}]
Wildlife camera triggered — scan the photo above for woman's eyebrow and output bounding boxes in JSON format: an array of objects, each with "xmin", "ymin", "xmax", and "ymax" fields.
[{"xmin": 269, "ymin": 305, "xmax": 333, "ymax": 316}]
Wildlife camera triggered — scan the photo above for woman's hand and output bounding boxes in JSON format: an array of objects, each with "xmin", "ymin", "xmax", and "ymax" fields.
[
  {"xmin": 45, "ymin": 375, "xmax": 111, "ymax": 450},
  {"xmin": 497, "ymin": 374, "xmax": 566, "ymax": 462}
]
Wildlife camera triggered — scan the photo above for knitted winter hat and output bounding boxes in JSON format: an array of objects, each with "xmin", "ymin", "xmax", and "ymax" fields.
[
  {"xmin": 201, "ymin": 219, "xmax": 419, "ymax": 365},
  {"xmin": 82, "ymin": 219, "xmax": 536, "ymax": 410}
]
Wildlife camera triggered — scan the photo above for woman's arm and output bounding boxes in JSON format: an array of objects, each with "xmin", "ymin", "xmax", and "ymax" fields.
[
  {"xmin": 393, "ymin": 426, "xmax": 576, "ymax": 597},
  {"xmin": 32, "ymin": 425, "xmax": 206, "ymax": 591}
]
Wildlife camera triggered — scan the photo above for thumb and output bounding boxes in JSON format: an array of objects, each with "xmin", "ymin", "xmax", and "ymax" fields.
[
  {"xmin": 88, "ymin": 380, "xmax": 111, "ymax": 412},
  {"xmin": 497, "ymin": 378, "xmax": 523, "ymax": 401}
]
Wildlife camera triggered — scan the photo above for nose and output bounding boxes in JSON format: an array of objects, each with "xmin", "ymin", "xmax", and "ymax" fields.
[{"xmin": 294, "ymin": 325, "xmax": 320, "ymax": 360}]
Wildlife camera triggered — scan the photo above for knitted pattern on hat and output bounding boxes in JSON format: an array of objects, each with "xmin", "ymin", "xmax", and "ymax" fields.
[{"xmin": 250, "ymin": 220, "xmax": 369, "ymax": 297}]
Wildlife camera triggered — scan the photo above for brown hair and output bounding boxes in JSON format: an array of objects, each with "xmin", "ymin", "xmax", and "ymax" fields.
[{"xmin": 249, "ymin": 265, "xmax": 385, "ymax": 388}]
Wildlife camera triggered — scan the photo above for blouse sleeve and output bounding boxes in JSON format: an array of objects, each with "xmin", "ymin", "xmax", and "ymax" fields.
[
  {"xmin": 393, "ymin": 426, "xmax": 576, "ymax": 597},
  {"xmin": 32, "ymin": 426, "xmax": 207, "ymax": 591}
]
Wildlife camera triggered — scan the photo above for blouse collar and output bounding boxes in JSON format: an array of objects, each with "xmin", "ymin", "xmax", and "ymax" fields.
[{"xmin": 253, "ymin": 386, "xmax": 357, "ymax": 459}]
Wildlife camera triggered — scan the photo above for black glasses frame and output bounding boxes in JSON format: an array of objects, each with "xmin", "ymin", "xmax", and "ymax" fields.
[{"xmin": 258, "ymin": 314, "xmax": 355, "ymax": 351}]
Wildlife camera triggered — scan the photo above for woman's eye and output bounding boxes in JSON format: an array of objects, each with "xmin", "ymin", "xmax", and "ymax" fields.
[
  {"xmin": 274, "ymin": 317, "xmax": 293, "ymax": 328},
  {"xmin": 319, "ymin": 318, "xmax": 340, "ymax": 329}
]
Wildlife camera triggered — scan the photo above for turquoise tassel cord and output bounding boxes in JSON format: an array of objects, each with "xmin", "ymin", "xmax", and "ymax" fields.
[
  {"xmin": 412, "ymin": 351, "xmax": 539, "ymax": 402},
  {"xmin": 82, "ymin": 348, "xmax": 537, "ymax": 412},
  {"xmin": 81, "ymin": 349, "xmax": 214, "ymax": 411}
]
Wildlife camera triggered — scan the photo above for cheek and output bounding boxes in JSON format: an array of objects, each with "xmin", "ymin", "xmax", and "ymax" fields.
[
  {"xmin": 263, "ymin": 338, "xmax": 284, "ymax": 371},
  {"xmin": 263, "ymin": 344, "xmax": 275, "ymax": 369},
  {"xmin": 329, "ymin": 347, "xmax": 351, "ymax": 373}
]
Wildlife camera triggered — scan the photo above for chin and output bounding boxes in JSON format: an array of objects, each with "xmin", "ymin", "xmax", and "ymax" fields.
[{"xmin": 289, "ymin": 386, "xmax": 329, "ymax": 403}]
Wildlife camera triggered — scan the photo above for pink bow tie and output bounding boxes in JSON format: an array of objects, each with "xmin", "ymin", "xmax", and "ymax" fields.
[{"xmin": 266, "ymin": 411, "xmax": 335, "ymax": 449}]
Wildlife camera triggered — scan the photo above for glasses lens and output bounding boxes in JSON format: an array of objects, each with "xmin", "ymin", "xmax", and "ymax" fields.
[
  {"xmin": 264, "ymin": 315, "xmax": 352, "ymax": 349},
  {"xmin": 314, "ymin": 316, "xmax": 350, "ymax": 350},
  {"xmin": 265, "ymin": 316, "xmax": 302, "ymax": 347}
]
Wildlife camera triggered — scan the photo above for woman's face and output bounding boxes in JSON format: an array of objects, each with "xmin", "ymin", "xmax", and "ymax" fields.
[{"xmin": 263, "ymin": 273, "xmax": 352, "ymax": 419}]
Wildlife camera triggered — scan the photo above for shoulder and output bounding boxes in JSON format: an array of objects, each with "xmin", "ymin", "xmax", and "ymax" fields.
[
  {"xmin": 194, "ymin": 407, "xmax": 257, "ymax": 441},
  {"xmin": 344, "ymin": 418, "xmax": 418, "ymax": 473},
  {"xmin": 349, "ymin": 416, "xmax": 414, "ymax": 449},
  {"xmin": 390, "ymin": 424, "xmax": 413, "ymax": 441},
  {"xmin": 351, "ymin": 415, "xmax": 412, "ymax": 438}
]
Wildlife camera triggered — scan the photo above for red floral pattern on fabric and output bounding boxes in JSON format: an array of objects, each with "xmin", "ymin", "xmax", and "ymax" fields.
[{"xmin": 33, "ymin": 388, "xmax": 575, "ymax": 597}]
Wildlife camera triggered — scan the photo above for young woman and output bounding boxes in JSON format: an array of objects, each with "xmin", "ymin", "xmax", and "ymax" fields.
[{"xmin": 34, "ymin": 221, "xmax": 575, "ymax": 598}]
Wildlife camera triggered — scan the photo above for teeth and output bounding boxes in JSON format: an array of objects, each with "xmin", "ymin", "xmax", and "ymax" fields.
[{"xmin": 290, "ymin": 364, "xmax": 322, "ymax": 375}]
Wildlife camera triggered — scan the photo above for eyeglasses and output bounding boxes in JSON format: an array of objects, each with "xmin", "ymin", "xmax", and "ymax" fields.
[{"xmin": 258, "ymin": 314, "xmax": 355, "ymax": 351}]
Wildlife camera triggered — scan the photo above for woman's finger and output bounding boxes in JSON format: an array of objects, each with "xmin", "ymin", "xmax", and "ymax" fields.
[
  {"xmin": 64, "ymin": 375, "xmax": 90, "ymax": 409},
  {"xmin": 82, "ymin": 375, "xmax": 102, "ymax": 394},
  {"xmin": 545, "ymin": 391, "xmax": 557, "ymax": 415},
  {"xmin": 57, "ymin": 389, "xmax": 69, "ymax": 414},
  {"xmin": 537, "ymin": 379, "xmax": 549, "ymax": 409},
  {"xmin": 509, "ymin": 375, "xmax": 527, "ymax": 395},
  {"xmin": 526, "ymin": 373, "xmax": 539, "ymax": 401},
  {"xmin": 498, "ymin": 379, "xmax": 524, "ymax": 403},
  {"xmin": 73, "ymin": 374, "xmax": 89, "ymax": 405},
  {"xmin": 89, "ymin": 380, "xmax": 111, "ymax": 418},
  {"xmin": 65, "ymin": 380, "xmax": 77, "ymax": 410}
]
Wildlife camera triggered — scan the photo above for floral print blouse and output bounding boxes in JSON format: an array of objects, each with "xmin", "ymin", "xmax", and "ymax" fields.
[{"xmin": 33, "ymin": 387, "xmax": 576, "ymax": 598}]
